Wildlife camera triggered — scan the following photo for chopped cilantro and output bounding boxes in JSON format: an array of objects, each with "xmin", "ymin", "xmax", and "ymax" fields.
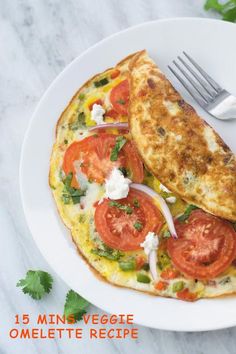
[
  {"xmin": 133, "ymin": 198, "xmax": 140, "ymax": 208},
  {"xmin": 64, "ymin": 290, "xmax": 90, "ymax": 322},
  {"xmin": 94, "ymin": 78, "xmax": 109, "ymax": 87},
  {"xmin": 17, "ymin": 270, "xmax": 53, "ymax": 300},
  {"xmin": 133, "ymin": 221, "xmax": 143, "ymax": 231},
  {"xmin": 177, "ymin": 205, "xmax": 198, "ymax": 222},
  {"xmin": 117, "ymin": 99, "xmax": 125, "ymax": 105},
  {"xmin": 62, "ymin": 172, "xmax": 86, "ymax": 204},
  {"xmin": 109, "ymin": 200, "xmax": 133, "ymax": 214},
  {"xmin": 204, "ymin": 0, "xmax": 236, "ymax": 22},
  {"xmin": 69, "ymin": 112, "xmax": 86, "ymax": 131},
  {"xmin": 110, "ymin": 136, "xmax": 127, "ymax": 161},
  {"xmin": 64, "ymin": 139, "xmax": 68, "ymax": 144},
  {"xmin": 162, "ymin": 230, "xmax": 171, "ymax": 238},
  {"xmin": 91, "ymin": 247, "xmax": 123, "ymax": 261}
]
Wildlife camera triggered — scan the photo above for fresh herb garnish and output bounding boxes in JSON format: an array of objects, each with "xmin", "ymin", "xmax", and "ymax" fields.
[
  {"xmin": 204, "ymin": 0, "xmax": 236, "ymax": 22},
  {"xmin": 64, "ymin": 139, "xmax": 68, "ymax": 144},
  {"xmin": 91, "ymin": 247, "xmax": 123, "ymax": 261},
  {"xmin": 94, "ymin": 78, "xmax": 109, "ymax": 87},
  {"xmin": 64, "ymin": 290, "xmax": 90, "ymax": 322},
  {"xmin": 109, "ymin": 200, "xmax": 133, "ymax": 214},
  {"xmin": 17, "ymin": 270, "xmax": 53, "ymax": 300},
  {"xmin": 177, "ymin": 205, "xmax": 198, "ymax": 222},
  {"xmin": 69, "ymin": 112, "xmax": 86, "ymax": 130},
  {"xmin": 117, "ymin": 99, "xmax": 125, "ymax": 105},
  {"xmin": 162, "ymin": 230, "xmax": 171, "ymax": 239},
  {"xmin": 133, "ymin": 198, "xmax": 140, "ymax": 208},
  {"xmin": 62, "ymin": 172, "xmax": 86, "ymax": 204},
  {"xmin": 133, "ymin": 221, "xmax": 143, "ymax": 231},
  {"xmin": 110, "ymin": 136, "xmax": 127, "ymax": 161}
]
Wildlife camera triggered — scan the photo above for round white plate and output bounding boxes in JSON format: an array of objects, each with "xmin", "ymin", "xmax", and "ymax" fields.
[{"xmin": 20, "ymin": 18, "xmax": 236, "ymax": 331}]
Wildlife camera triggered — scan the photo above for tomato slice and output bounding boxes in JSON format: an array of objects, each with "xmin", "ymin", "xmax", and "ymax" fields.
[
  {"xmin": 63, "ymin": 133, "xmax": 143, "ymax": 188},
  {"xmin": 110, "ymin": 80, "xmax": 129, "ymax": 115},
  {"xmin": 94, "ymin": 189, "xmax": 163, "ymax": 251},
  {"xmin": 167, "ymin": 210, "xmax": 236, "ymax": 280}
]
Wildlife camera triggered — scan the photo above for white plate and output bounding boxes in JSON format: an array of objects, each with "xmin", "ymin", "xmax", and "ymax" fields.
[{"xmin": 20, "ymin": 18, "xmax": 236, "ymax": 331}]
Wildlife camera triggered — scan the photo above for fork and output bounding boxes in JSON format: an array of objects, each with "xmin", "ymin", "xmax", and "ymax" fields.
[{"xmin": 168, "ymin": 52, "xmax": 236, "ymax": 120}]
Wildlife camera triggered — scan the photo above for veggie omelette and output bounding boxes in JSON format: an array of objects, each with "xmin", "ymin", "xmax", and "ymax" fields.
[{"xmin": 49, "ymin": 50, "xmax": 236, "ymax": 301}]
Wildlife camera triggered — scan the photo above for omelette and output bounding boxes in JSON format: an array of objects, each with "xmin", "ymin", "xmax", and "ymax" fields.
[
  {"xmin": 49, "ymin": 50, "xmax": 236, "ymax": 301},
  {"xmin": 129, "ymin": 50, "xmax": 236, "ymax": 222}
]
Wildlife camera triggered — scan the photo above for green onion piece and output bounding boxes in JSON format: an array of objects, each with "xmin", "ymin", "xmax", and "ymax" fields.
[
  {"xmin": 94, "ymin": 78, "xmax": 109, "ymax": 87},
  {"xmin": 119, "ymin": 259, "xmax": 136, "ymax": 271},
  {"xmin": 172, "ymin": 281, "xmax": 185, "ymax": 293},
  {"xmin": 137, "ymin": 273, "xmax": 151, "ymax": 284}
]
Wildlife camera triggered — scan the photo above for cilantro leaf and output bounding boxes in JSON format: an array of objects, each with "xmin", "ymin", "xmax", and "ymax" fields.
[
  {"xmin": 62, "ymin": 172, "xmax": 86, "ymax": 205},
  {"xmin": 110, "ymin": 136, "xmax": 127, "ymax": 161},
  {"xmin": 17, "ymin": 270, "xmax": 53, "ymax": 300},
  {"xmin": 64, "ymin": 290, "xmax": 90, "ymax": 322},
  {"xmin": 69, "ymin": 112, "xmax": 86, "ymax": 131},
  {"xmin": 204, "ymin": 0, "xmax": 236, "ymax": 22},
  {"xmin": 178, "ymin": 205, "xmax": 198, "ymax": 222},
  {"xmin": 91, "ymin": 247, "xmax": 123, "ymax": 260},
  {"xmin": 109, "ymin": 200, "xmax": 133, "ymax": 214},
  {"xmin": 133, "ymin": 221, "xmax": 143, "ymax": 231}
]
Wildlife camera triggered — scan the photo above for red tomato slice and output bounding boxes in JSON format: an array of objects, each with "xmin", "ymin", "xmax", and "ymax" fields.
[
  {"xmin": 110, "ymin": 80, "xmax": 129, "ymax": 115},
  {"xmin": 167, "ymin": 210, "xmax": 236, "ymax": 280},
  {"xmin": 104, "ymin": 109, "xmax": 119, "ymax": 120},
  {"xmin": 94, "ymin": 189, "xmax": 163, "ymax": 251},
  {"xmin": 63, "ymin": 133, "xmax": 143, "ymax": 188}
]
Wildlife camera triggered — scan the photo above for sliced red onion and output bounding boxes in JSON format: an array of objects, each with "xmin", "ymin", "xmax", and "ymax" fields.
[
  {"xmin": 149, "ymin": 250, "xmax": 158, "ymax": 281},
  {"xmin": 89, "ymin": 122, "xmax": 129, "ymax": 132},
  {"xmin": 131, "ymin": 183, "xmax": 177, "ymax": 239}
]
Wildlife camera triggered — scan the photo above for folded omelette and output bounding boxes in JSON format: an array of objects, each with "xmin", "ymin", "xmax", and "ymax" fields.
[{"xmin": 49, "ymin": 50, "xmax": 236, "ymax": 301}]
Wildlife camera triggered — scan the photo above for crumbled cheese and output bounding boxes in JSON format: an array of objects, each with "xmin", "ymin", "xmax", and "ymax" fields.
[
  {"xmin": 165, "ymin": 196, "xmax": 176, "ymax": 204},
  {"xmin": 91, "ymin": 104, "xmax": 105, "ymax": 125},
  {"xmin": 140, "ymin": 232, "xmax": 159, "ymax": 256},
  {"xmin": 105, "ymin": 168, "xmax": 131, "ymax": 200},
  {"xmin": 159, "ymin": 183, "xmax": 171, "ymax": 193}
]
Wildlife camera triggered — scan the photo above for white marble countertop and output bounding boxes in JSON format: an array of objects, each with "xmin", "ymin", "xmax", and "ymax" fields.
[{"xmin": 1, "ymin": 0, "xmax": 235, "ymax": 353}]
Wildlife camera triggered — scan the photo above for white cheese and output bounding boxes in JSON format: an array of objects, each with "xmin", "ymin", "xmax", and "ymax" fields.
[
  {"xmin": 159, "ymin": 183, "xmax": 171, "ymax": 193},
  {"xmin": 105, "ymin": 168, "xmax": 131, "ymax": 200},
  {"xmin": 140, "ymin": 232, "xmax": 159, "ymax": 256},
  {"xmin": 165, "ymin": 196, "xmax": 176, "ymax": 204},
  {"xmin": 91, "ymin": 104, "xmax": 105, "ymax": 125}
]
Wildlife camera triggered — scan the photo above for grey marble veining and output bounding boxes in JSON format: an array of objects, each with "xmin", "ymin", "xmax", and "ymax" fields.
[{"xmin": 0, "ymin": 0, "xmax": 235, "ymax": 353}]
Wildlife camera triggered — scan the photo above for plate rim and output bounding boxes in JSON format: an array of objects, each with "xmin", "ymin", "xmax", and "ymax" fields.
[{"xmin": 20, "ymin": 17, "xmax": 236, "ymax": 332}]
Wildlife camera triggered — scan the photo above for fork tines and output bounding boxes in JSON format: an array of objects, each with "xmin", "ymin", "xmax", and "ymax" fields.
[{"xmin": 168, "ymin": 52, "xmax": 223, "ymax": 107}]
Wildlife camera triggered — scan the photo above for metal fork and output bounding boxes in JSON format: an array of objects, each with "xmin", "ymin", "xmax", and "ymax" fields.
[{"xmin": 168, "ymin": 52, "xmax": 236, "ymax": 120}]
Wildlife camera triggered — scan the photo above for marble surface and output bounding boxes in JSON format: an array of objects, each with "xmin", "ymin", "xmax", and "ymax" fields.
[{"xmin": 1, "ymin": 0, "xmax": 235, "ymax": 353}]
